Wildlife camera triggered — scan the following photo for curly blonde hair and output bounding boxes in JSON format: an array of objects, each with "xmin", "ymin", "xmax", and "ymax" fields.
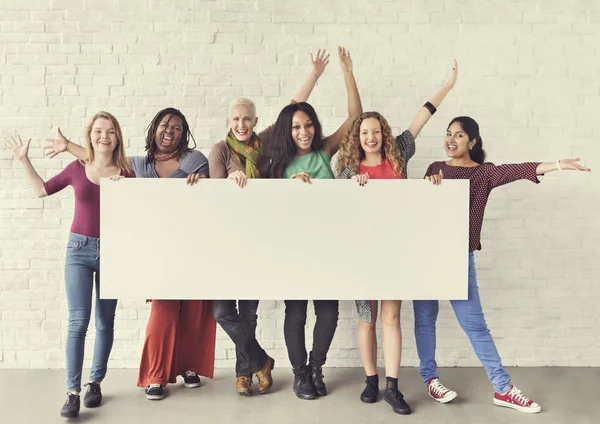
[{"xmin": 336, "ymin": 111, "xmax": 404, "ymax": 177}]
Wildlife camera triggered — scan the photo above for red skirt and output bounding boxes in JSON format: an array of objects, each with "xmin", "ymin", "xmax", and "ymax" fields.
[{"xmin": 137, "ymin": 300, "xmax": 216, "ymax": 387}]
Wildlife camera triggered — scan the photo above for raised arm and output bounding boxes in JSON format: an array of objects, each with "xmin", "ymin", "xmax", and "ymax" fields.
[
  {"xmin": 5, "ymin": 136, "xmax": 48, "ymax": 198},
  {"xmin": 292, "ymin": 49, "xmax": 330, "ymax": 103},
  {"xmin": 323, "ymin": 46, "xmax": 363, "ymax": 157},
  {"xmin": 45, "ymin": 128, "xmax": 88, "ymax": 161},
  {"xmin": 407, "ymin": 59, "xmax": 458, "ymax": 139}
]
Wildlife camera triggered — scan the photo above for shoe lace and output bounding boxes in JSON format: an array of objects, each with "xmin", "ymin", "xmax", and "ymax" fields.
[
  {"xmin": 84, "ymin": 382, "xmax": 100, "ymax": 394},
  {"xmin": 148, "ymin": 384, "xmax": 162, "ymax": 389},
  {"xmin": 507, "ymin": 386, "xmax": 530, "ymax": 404},
  {"xmin": 312, "ymin": 366, "xmax": 324, "ymax": 380},
  {"xmin": 183, "ymin": 371, "xmax": 197, "ymax": 378},
  {"xmin": 429, "ymin": 379, "xmax": 449, "ymax": 396},
  {"xmin": 66, "ymin": 393, "xmax": 79, "ymax": 403}
]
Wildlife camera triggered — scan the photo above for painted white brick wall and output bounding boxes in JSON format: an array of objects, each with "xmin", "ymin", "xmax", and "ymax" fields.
[{"xmin": 0, "ymin": 0, "xmax": 599, "ymax": 371}]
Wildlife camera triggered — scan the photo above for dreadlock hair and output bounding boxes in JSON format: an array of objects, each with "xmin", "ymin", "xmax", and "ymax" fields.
[{"xmin": 144, "ymin": 107, "xmax": 197, "ymax": 163}]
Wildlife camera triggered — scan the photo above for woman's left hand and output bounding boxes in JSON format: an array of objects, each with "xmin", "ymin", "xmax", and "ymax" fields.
[{"xmin": 557, "ymin": 158, "xmax": 591, "ymax": 172}]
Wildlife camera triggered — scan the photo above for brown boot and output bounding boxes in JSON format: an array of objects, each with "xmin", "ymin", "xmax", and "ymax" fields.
[
  {"xmin": 254, "ymin": 356, "xmax": 275, "ymax": 394},
  {"xmin": 236, "ymin": 376, "xmax": 252, "ymax": 396}
]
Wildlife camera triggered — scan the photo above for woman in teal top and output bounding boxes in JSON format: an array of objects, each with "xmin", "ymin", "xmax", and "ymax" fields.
[{"xmin": 260, "ymin": 46, "xmax": 362, "ymax": 401}]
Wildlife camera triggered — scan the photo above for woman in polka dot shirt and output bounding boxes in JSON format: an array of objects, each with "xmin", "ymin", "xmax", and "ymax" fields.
[{"xmin": 415, "ymin": 116, "xmax": 591, "ymax": 414}]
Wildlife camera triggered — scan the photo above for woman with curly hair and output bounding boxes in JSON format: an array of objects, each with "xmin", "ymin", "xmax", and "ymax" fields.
[
  {"xmin": 259, "ymin": 46, "xmax": 362, "ymax": 401},
  {"xmin": 336, "ymin": 61, "xmax": 458, "ymax": 415}
]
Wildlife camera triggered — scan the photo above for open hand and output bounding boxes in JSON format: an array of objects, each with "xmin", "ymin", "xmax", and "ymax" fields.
[
  {"xmin": 310, "ymin": 49, "xmax": 330, "ymax": 78},
  {"xmin": 338, "ymin": 46, "xmax": 353, "ymax": 73},
  {"xmin": 558, "ymin": 158, "xmax": 591, "ymax": 172},
  {"xmin": 5, "ymin": 135, "xmax": 31, "ymax": 161},
  {"xmin": 446, "ymin": 59, "xmax": 458, "ymax": 89},
  {"xmin": 44, "ymin": 127, "xmax": 69, "ymax": 158}
]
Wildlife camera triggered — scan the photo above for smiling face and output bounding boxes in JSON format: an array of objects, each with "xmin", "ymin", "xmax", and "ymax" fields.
[
  {"xmin": 359, "ymin": 117, "xmax": 383, "ymax": 155},
  {"xmin": 291, "ymin": 111, "xmax": 316, "ymax": 154},
  {"xmin": 445, "ymin": 121, "xmax": 475, "ymax": 159},
  {"xmin": 229, "ymin": 104, "xmax": 258, "ymax": 143},
  {"xmin": 89, "ymin": 117, "xmax": 118, "ymax": 154},
  {"xmin": 154, "ymin": 114, "xmax": 183, "ymax": 154}
]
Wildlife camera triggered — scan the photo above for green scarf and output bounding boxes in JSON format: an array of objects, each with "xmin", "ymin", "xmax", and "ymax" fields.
[{"xmin": 225, "ymin": 131, "xmax": 263, "ymax": 179}]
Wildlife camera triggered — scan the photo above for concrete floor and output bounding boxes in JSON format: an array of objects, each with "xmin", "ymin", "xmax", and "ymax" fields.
[{"xmin": 0, "ymin": 367, "xmax": 597, "ymax": 424}]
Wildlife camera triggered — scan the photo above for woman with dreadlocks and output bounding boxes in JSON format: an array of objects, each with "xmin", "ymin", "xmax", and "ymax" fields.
[{"xmin": 44, "ymin": 108, "xmax": 216, "ymax": 401}]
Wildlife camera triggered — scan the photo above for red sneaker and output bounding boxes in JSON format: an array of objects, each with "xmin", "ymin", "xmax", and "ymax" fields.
[
  {"xmin": 493, "ymin": 385, "xmax": 541, "ymax": 413},
  {"xmin": 426, "ymin": 378, "xmax": 457, "ymax": 403}
]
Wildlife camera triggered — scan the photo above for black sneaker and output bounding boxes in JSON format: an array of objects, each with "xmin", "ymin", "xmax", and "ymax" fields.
[
  {"xmin": 60, "ymin": 392, "xmax": 80, "ymax": 418},
  {"xmin": 310, "ymin": 365, "xmax": 327, "ymax": 397},
  {"xmin": 83, "ymin": 382, "xmax": 102, "ymax": 408},
  {"xmin": 182, "ymin": 371, "xmax": 201, "ymax": 388},
  {"xmin": 384, "ymin": 389, "xmax": 412, "ymax": 415},
  {"xmin": 360, "ymin": 379, "xmax": 379, "ymax": 403},
  {"xmin": 145, "ymin": 384, "xmax": 164, "ymax": 400},
  {"xmin": 293, "ymin": 366, "xmax": 316, "ymax": 400}
]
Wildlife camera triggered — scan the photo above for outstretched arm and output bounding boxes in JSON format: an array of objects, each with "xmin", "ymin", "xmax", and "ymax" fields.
[
  {"xmin": 45, "ymin": 128, "xmax": 88, "ymax": 161},
  {"xmin": 323, "ymin": 46, "xmax": 363, "ymax": 157},
  {"xmin": 407, "ymin": 59, "xmax": 458, "ymax": 139},
  {"xmin": 536, "ymin": 158, "xmax": 591, "ymax": 175},
  {"xmin": 5, "ymin": 136, "xmax": 48, "ymax": 198},
  {"xmin": 292, "ymin": 49, "xmax": 330, "ymax": 103}
]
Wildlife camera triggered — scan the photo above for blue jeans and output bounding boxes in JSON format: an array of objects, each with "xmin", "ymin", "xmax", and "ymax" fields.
[
  {"xmin": 65, "ymin": 233, "xmax": 117, "ymax": 392},
  {"xmin": 413, "ymin": 252, "xmax": 511, "ymax": 394}
]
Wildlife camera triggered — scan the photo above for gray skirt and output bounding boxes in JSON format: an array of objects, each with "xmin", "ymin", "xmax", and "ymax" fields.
[{"xmin": 355, "ymin": 300, "xmax": 373, "ymax": 323}]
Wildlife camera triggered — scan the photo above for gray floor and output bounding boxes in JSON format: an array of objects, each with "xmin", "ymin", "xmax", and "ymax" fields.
[{"xmin": 1, "ymin": 367, "xmax": 597, "ymax": 424}]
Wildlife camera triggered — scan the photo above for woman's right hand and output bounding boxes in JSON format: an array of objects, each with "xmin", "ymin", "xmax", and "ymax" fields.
[
  {"xmin": 426, "ymin": 169, "xmax": 444, "ymax": 185},
  {"xmin": 5, "ymin": 135, "xmax": 31, "ymax": 162},
  {"xmin": 291, "ymin": 172, "xmax": 312, "ymax": 184},
  {"xmin": 353, "ymin": 173, "xmax": 369, "ymax": 186},
  {"xmin": 228, "ymin": 170, "xmax": 247, "ymax": 188},
  {"xmin": 44, "ymin": 127, "xmax": 69, "ymax": 158}
]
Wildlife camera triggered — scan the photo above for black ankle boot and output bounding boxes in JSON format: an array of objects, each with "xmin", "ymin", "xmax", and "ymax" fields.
[
  {"xmin": 293, "ymin": 366, "xmax": 316, "ymax": 400},
  {"xmin": 360, "ymin": 376, "xmax": 379, "ymax": 403},
  {"xmin": 384, "ymin": 389, "xmax": 412, "ymax": 415},
  {"xmin": 60, "ymin": 392, "xmax": 80, "ymax": 418},
  {"xmin": 310, "ymin": 365, "xmax": 327, "ymax": 397}
]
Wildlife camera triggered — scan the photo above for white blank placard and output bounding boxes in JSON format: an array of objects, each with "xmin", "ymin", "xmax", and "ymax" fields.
[{"xmin": 100, "ymin": 179, "xmax": 469, "ymax": 300}]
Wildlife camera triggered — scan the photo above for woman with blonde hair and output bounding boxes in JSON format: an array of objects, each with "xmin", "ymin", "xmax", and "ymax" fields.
[
  {"xmin": 5, "ymin": 112, "xmax": 133, "ymax": 419},
  {"xmin": 336, "ymin": 61, "xmax": 458, "ymax": 415}
]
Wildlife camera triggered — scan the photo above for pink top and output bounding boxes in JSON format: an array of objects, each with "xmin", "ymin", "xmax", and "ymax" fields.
[
  {"xmin": 359, "ymin": 158, "xmax": 403, "ymax": 179},
  {"xmin": 44, "ymin": 160, "xmax": 132, "ymax": 238},
  {"xmin": 425, "ymin": 161, "xmax": 541, "ymax": 252}
]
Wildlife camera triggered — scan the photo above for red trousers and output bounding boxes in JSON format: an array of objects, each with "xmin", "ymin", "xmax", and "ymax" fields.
[{"xmin": 137, "ymin": 300, "xmax": 216, "ymax": 387}]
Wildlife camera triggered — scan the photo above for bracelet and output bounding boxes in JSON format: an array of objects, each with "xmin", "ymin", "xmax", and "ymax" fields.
[
  {"xmin": 424, "ymin": 101, "xmax": 437, "ymax": 115},
  {"xmin": 556, "ymin": 160, "xmax": 562, "ymax": 171}
]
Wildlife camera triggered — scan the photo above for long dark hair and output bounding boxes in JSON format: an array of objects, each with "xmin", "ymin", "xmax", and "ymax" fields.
[
  {"xmin": 260, "ymin": 102, "xmax": 324, "ymax": 178},
  {"xmin": 447, "ymin": 116, "xmax": 486, "ymax": 164},
  {"xmin": 145, "ymin": 107, "xmax": 196, "ymax": 163}
]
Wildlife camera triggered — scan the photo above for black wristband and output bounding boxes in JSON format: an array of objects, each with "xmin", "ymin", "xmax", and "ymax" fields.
[{"xmin": 424, "ymin": 101, "xmax": 437, "ymax": 115}]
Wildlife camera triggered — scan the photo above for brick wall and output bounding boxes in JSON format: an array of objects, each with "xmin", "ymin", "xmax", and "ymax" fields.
[{"xmin": 1, "ymin": 0, "xmax": 599, "ymax": 370}]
